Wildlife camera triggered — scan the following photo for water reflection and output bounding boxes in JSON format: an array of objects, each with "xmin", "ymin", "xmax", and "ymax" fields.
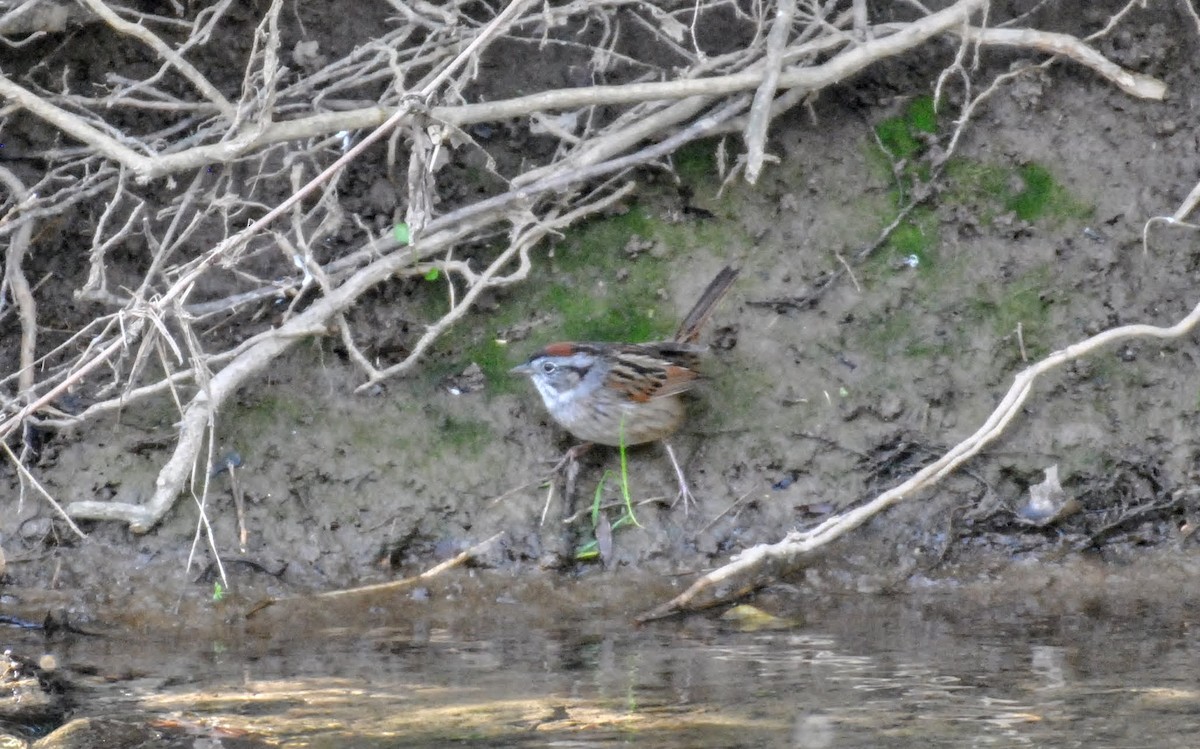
[{"xmin": 7, "ymin": 572, "xmax": 1200, "ymax": 747}]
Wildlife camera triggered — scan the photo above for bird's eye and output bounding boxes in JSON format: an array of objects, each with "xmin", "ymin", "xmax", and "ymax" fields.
[{"xmin": 539, "ymin": 360, "xmax": 556, "ymax": 374}]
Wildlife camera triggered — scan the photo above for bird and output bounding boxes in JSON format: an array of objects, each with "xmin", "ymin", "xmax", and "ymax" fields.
[{"xmin": 510, "ymin": 265, "xmax": 739, "ymax": 511}]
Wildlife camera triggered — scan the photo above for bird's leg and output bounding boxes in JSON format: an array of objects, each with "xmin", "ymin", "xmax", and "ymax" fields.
[
  {"xmin": 552, "ymin": 442, "xmax": 594, "ymax": 523},
  {"xmin": 664, "ymin": 441, "xmax": 695, "ymax": 515},
  {"xmin": 549, "ymin": 441, "xmax": 593, "ymax": 475}
]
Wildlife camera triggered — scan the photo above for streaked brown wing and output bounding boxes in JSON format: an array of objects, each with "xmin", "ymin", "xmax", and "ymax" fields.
[{"xmin": 603, "ymin": 344, "xmax": 702, "ymax": 402}]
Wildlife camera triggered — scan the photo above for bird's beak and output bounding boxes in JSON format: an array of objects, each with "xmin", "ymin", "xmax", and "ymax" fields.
[{"xmin": 509, "ymin": 362, "xmax": 532, "ymax": 376}]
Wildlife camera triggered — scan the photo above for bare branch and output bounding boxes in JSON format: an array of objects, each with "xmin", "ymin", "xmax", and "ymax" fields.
[
  {"xmin": 744, "ymin": 0, "xmax": 796, "ymax": 185},
  {"xmin": 0, "ymin": 73, "xmax": 161, "ymax": 171},
  {"xmin": 74, "ymin": 0, "xmax": 235, "ymax": 117},
  {"xmin": 961, "ymin": 25, "xmax": 1167, "ymax": 99},
  {"xmin": 0, "ymin": 167, "xmax": 36, "ymax": 398}
]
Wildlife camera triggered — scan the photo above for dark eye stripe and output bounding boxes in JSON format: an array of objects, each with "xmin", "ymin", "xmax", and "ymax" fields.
[{"xmin": 532, "ymin": 358, "xmax": 591, "ymax": 377}]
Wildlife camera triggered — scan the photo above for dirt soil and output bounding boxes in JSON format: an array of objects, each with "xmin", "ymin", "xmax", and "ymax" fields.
[{"xmin": 3, "ymin": 2, "xmax": 1200, "ymax": 622}]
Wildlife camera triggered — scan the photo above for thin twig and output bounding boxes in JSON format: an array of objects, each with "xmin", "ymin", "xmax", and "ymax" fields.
[
  {"xmin": 0, "ymin": 441, "xmax": 86, "ymax": 539},
  {"xmin": 834, "ymin": 252, "xmax": 861, "ymax": 292},
  {"xmin": 307, "ymin": 532, "xmax": 505, "ymax": 601}
]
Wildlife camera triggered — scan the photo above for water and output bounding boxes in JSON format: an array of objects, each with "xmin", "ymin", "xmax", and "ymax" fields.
[{"xmin": 5, "ymin": 568, "xmax": 1200, "ymax": 747}]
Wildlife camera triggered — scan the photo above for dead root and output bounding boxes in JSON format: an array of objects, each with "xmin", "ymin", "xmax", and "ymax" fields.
[{"xmin": 637, "ymin": 215, "xmax": 1200, "ymax": 623}]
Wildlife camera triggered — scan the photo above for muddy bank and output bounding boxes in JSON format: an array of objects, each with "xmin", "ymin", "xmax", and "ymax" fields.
[{"xmin": 1, "ymin": 2, "xmax": 1198, "ymax": 620}]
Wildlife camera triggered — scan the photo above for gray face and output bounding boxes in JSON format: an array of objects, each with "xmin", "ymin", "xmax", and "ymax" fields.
[{"xmin": 511, "ymin": 348, "xmax": 602, "ymax": 410}]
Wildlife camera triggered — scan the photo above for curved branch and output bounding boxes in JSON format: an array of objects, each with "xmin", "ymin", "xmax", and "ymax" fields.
[
  {"xmin": 638, "ymin": 290, "xmax": 1200, "ymax": 622},
  {"xmin": 962, "ymin": 25, "xmax": 1167, "ymax": 99}
]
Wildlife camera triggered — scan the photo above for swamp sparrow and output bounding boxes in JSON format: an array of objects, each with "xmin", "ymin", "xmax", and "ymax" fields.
[{"xmin": 511, "ymin": 266, "xmax": 739, "ymax": 509}]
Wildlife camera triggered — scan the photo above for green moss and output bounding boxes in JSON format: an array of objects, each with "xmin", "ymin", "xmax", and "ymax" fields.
[
  {"xmin": 557, "ymin": 201, "xmax": 740, "ymax": 259},
  {"xmin": 413, "ymin": 275, "xmax": 453, "ymax": 320},
  {"xmin": 942, "ymin": 160, "xmax": 1009, "ymax": 224},
  {"xmin": 1007, "ymin": 163, "xmax": 1091, "ymax": 222},
  {"xmin": 888, "ymin": 221, "xmax": 925, "ymax": 257},
  {"xmin": 905, "ymin": 96, "xmax": 939, "ymax": 134},
  {"xmin": 551, "ymin": 205, "xmax": 655, "ymax": 273},
  {"xmin": 885, "ymin": 209, "xmax": 938, "ymax": 272},
  {"xmin": 865, "ymin": 92, "xmax": 1092, "ymax": 278},
  {"xmin": 1008, "ymin": 164, "xmax": 1055, "ymax": 220},
  {"xmin": 857, "ymin": 262, "xmax": 1056, "ymax": 365},
  {"xmin": 531, "ymin": 204, "xmax": 739, "ymax": 345},
  {"xmin": 547, "ymin": 285, "xmax": 667, "ymax": 342},
  {"xmin": 943, "ymin": 159, "xmax": 1091, "ymax": 227},
  {"xmin": 875, "ymin": 117, "xmax": 921, "ymax": 161},
  {"xmin": 868, "ymin": 97, "xmax": 947, "ymax": 261},
  {"xmin": 468, "ymin": 338, "xmax": 518, "ymax": 393},
  {"xmin": 873, "ymin": 95, "xmax": 938, "ymax": 162}
]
